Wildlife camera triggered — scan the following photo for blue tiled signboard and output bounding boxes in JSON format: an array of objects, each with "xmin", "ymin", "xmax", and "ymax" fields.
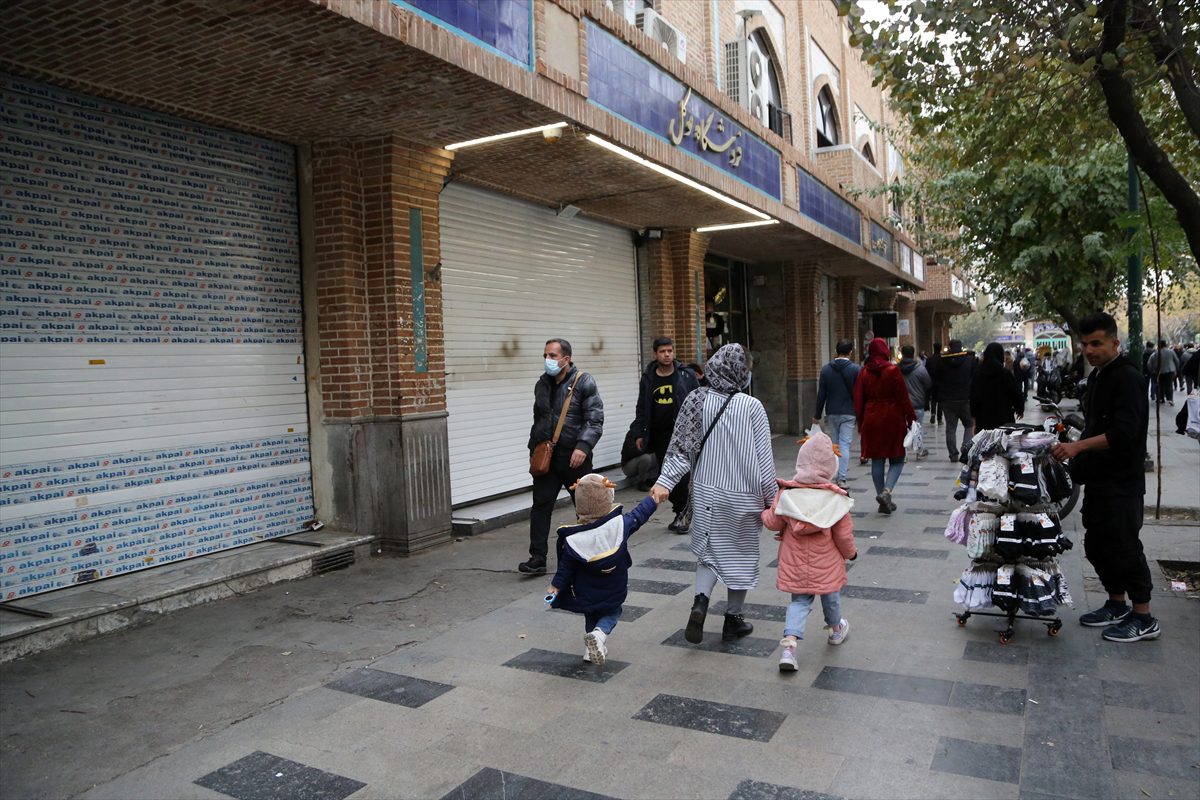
[
  {"xmin": 798, "ymin": 168, "xmax": 862, "ymax": 244},
  {"xmin": 587, "ymin": 21, "xmax": 782, "ymax": 201},
  {"xmin": 395, "ymin": 0, "xmax": 533, "ymax": 69},
  {"xmin": 869, "ymin": 219, "xmax": 894, "ymax": 262}
]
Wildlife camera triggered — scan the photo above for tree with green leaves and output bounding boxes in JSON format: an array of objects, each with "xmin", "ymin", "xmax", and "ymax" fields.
[
  {"xmin": 843, "ymin": 0, "xmax": 1199, "ymax": 261},
  {"xmin": 933, "ymin": 142, "xmax": 1138, "ymax": 333}
]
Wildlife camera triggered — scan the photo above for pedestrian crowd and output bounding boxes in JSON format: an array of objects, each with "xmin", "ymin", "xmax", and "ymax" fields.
[{"xmin": 521, "ymin": 312, "xmax": 1182, "ymax": 666}]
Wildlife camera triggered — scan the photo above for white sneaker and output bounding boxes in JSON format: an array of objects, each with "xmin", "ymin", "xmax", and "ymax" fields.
[
  {"xmin": 584, "ymin": 629, "xmax": 608, "ymax": 665},
  {"xmin": 582, "ymin": 649, "xmax": 591, "ymax": 663},
  {"xmin": 778, "ymin": 647, "xmax": 798, "ymax": 672},
  {"xmin": 826, "ymin": 619, "xmax": 850, "ymax": 645}
]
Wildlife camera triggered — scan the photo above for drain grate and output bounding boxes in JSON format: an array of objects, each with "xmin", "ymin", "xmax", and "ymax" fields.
[{"xmin": 313, "ymin": 548, "xmax": 355, "ymax": 575}]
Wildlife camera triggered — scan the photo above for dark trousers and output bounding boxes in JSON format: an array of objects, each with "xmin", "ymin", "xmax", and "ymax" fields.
[
  {"xmin": 942, "ymin": 400, "xmax": 973, "ymax": 458},
  {"xmin": 929, "ymin": 395, "xmax": 944, "ymax": 425},
  {"xmin": 1081, "ymin": 491, "xmax": 1153, "ymax": 605},
  {"xmin": 1157, "ymin": 372, "xmax": 1175, "ymax": 403},
  {"xmin": 529, "ymin": 446, "xmax": 593, "ymax": 559},
  {"xmin": 653, "ymin": 435, "xmax": 689, "ymax": 514}
]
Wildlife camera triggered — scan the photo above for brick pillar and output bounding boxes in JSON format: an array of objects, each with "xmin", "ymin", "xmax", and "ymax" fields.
[
  {"xmin": 936, "ymin": 312, "xmax": 952, "ymax": 347},
  {"xmin": 783, "ymin": 263, "xmax": 824, "ymax": 434},
  {"xmin": 308, "ymin": 135, "xmax": 454, "ymax": 555},
  {"xmin": 644, "ymin": 230, "xmax": 709, "ymax": 364},
  {"xmin": 835, "ymin": 276, "xmax": 861, "ymax": 346},
  {"xmin": 916, "ymin": 306, "xmax": 937, "ymax": 354},
  {"xmin": 895, "ymin": 294, "xmax": 917, "ymax": 351},
  {"xmin": 643, "ymin": 238, "xmax": 675, "ymax": 354}
]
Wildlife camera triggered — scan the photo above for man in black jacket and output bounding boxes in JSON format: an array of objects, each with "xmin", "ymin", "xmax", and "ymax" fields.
[
  {"xmin": 521, "ymin": 338, "xmax": 605, "ymax": 574},
  {"xmin": 1052, "ymin": 312, "xmax": 1158, "ymax": 642},
  {"xmin": 935, "ymin": 339, "xmax": 977, "ymax": 461},
  {"xmin": 631, "ymin": 337, "xmax": 700, "ymax": 532}
]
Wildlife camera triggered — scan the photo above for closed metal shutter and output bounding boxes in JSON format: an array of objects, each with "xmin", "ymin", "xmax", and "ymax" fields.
[
  {"xmin": 440, "ymin": 183, "xmax": 640, "ymax": 505},
  {"xmin": 0, "ymin": 74, "xmax": 314, "ymax": 600}
]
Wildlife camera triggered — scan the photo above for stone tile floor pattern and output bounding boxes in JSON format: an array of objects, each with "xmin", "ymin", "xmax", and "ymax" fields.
[
  {"xmin": 89, "ymin": 452, "xmax": 1200, "ymax": 800},
  {"xmin": 195, "ymin": 751, "xmax": 365, "ymax": 800}
]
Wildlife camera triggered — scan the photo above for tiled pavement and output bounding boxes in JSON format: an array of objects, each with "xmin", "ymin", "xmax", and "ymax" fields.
[{"xmin": 4, "ymin": 421, "xmax": 1186, "ymax": 799}]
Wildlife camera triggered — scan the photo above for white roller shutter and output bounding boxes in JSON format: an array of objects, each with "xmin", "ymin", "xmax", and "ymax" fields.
[
  {"xmin": 0, "ymin": 74, "xmax": 313, "ymax": 600},
  {"xmin": 441, "ymin": 183, "xmax": 640, "ymax": 505}
]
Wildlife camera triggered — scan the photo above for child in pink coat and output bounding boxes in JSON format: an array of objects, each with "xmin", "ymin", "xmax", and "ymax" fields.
[{"xmin": 761, "ymin": 432, "xmax": 858, "ymax": 672}]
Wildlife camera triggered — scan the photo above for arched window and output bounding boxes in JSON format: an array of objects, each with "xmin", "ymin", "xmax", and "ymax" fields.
[
  {"xmin": 861, "ymin": 142, "xmax": 875, "ymax": 166},
  {"xmin": 890, "ymin": 180, "xmax": 903, "ymax": 222},
  {"xmin": 815, "ymin": 86, "xmax": 840, "ymax": 147}
]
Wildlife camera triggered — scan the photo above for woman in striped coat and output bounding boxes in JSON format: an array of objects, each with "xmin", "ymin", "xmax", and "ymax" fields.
[{"xmin": 652, "ymin": 344, "xmax": 777, "ymax": 643}]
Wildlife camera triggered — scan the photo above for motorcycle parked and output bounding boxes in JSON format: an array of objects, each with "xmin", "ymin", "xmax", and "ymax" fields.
[
  {"xmin": 1031, "ymin": 396, "xmax": 1085, "ymax": 518},
  {"xmin": 1036, "ymin": 360, "xmax": 1062, "ymax": 404}
]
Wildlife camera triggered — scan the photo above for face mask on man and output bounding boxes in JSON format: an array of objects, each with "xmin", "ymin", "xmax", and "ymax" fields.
[{"xmin": 545, "ymin": 357, "xmax": 563, "ymax": 376}]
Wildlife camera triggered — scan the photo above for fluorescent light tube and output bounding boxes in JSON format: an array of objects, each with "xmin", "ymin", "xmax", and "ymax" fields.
[
  {"xmin": 585, "ymin": 134, "xmax": 771, "ymax": 220},
  {"xmin": 696, "ymin": 219, "xmax": 779, "ymax": 232},
  {"xmin": 446, "ymin": 122, "xmax": 568, "ymax": 151}
]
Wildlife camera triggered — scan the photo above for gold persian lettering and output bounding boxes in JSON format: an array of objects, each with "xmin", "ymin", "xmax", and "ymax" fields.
[{"xmin": 667, "ymin": 87, "xmax": 743, "ymax": 165}]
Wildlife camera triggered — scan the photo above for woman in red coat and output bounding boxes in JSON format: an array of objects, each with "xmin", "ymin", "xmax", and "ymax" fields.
[{"xmin": 854, "ymin": 338, "xmax": 917, "ymax": 514}]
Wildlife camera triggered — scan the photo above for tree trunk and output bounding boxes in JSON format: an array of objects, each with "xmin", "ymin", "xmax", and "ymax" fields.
[{"xmin": 1097, "ymin": 0, "xmax": 1200, "ymax": 262}]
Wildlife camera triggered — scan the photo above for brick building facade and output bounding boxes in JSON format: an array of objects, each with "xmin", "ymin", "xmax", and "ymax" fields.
[{"xmin": 0, "ymin": 0, "xmax": 971, "ymax": 592}]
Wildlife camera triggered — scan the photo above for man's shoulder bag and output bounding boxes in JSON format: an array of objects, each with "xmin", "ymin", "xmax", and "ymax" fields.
[{"xmin": 530, "ymin": 371, "xmax": 585, "ymax": 477}]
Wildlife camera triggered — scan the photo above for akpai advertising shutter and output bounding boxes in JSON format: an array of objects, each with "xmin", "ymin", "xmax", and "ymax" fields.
[{"xmin": 0, "ymin": 74, "xmax": 314, "ymax": 600}]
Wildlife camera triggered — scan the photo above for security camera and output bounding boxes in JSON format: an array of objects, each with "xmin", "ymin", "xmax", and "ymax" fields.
[{"xmin": 543, "ymin": 127, "xmax": 562, "ymax": 144}]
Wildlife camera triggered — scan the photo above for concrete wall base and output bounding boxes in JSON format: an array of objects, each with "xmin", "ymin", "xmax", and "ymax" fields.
[{"xmin": 326, "ymin": 413, "xmax": 453, "ymax": 556}]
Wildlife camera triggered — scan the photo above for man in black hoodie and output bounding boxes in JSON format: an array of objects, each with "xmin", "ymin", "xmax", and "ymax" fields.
[
  {"xmin": 632, "ymin": 337, "xmax": 700, "ymax": 532},
  {"xmin": 935, "ymin": 338, "xmax": 977, "ymax": 461},
  {"xmin": 1052, "ymin": 312, "xmax": 1158, "ymax": 642}
]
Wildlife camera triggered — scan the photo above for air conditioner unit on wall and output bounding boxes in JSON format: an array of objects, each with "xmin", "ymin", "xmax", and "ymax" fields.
[
  {"xmin": 604, "ymin": 0, "xmax": 640, "ymax": 25},
  {"xmin": 724, "ymin": 39, "xmax": 769, "ymax": 129},
  {"xmin": 637, "ymin": 8, "xmax": 687, "ymax": 63}
]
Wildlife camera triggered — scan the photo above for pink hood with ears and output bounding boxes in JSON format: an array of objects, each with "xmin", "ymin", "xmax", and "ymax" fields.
[{"xmin": 793, "ymin": 431, "xmax": 839, "ymax": 484}]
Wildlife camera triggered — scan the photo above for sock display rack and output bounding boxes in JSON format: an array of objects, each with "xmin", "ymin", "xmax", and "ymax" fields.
[{"xmin": 943, "ymin": 426, "xmax": 1076, "ymax": 643}]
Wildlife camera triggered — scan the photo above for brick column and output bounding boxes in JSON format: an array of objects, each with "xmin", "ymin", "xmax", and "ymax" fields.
[
  {"xmin": 916, "ymin": 306, "xmax": 937, "ymax": 354},
  {"xmin": 895, "ymin": 294, "xmax": 917, "ymax": 351},
  {"xmin": 783, "ymin": 263, "xmax": 824, "ymax": 434},
  {"xmin": 643, "ymin": 230, "xmax": 709, "ymax": 365},
  {"xmin": 307, "ymin": 135, "xmax": 454, "ymax": 555},
  {"xmin": 835, "ymin": 276, "xmax": 861, "ymax": 347}
]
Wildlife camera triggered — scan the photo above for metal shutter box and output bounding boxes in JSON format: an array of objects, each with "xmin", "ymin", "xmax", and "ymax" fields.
[
  {"xmin": 440, "ymin": 183, "xmax": 640, "ymax": 505},
  {"xmin": 0, "ymin": 74, "xmax": 314, "ymax": 600}
]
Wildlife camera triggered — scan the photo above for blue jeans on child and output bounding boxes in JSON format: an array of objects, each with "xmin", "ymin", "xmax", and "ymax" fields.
[
  {"xmin": 826, "ymin": 413, "xmax": 856, "ymax": 481},
  {"xmin": 584, "ymin": 608, "xmax": 622, "ymax": 635},
  {"xmin": 784, "ymin": 592, "xmax": 841, "ymax": 639}
]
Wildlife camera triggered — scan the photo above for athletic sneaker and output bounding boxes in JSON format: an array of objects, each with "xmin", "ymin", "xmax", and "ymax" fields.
[
  {"xmin": 826, "ymin": 618, "xmax": 850, "ymax": 645},
  {"xmin": 584, "ymin": 629, "xmax": 608, "ymax": 665},
  {"xmin": 1079, "ymin": 602, "xmax": 1130, "ymax": 627},
  {"xmin": 582, "ymin": 649, "xmax": 591, "ymax": 663},
  {"xmin": 1102, "ymin": 615, "xmax": 1161, "ymax": 642},
  {"xmin": 778, "ymin": 646, "xmax": 798, "ymax": 672},
  {"xmin": 836, "ymin": 478, "xmax": 848, "ymax": 490}
]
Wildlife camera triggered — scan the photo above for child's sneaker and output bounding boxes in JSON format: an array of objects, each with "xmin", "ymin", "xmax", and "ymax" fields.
[
  {"xmin": 826, "ymin": 619, "xmax": 850, "ymax": 645},
  {"xmin": 778, "ymin": 637, "xmax": 798, "ymax": 672},
  {"xmin": 584, "ymin": 629, "xmax": 608, "ymax": 665}
]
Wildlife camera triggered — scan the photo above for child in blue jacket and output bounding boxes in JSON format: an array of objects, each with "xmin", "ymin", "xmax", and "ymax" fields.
[{"xmin": 545, "ymin": 474, "xmax": 658, "ymax": 665}]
